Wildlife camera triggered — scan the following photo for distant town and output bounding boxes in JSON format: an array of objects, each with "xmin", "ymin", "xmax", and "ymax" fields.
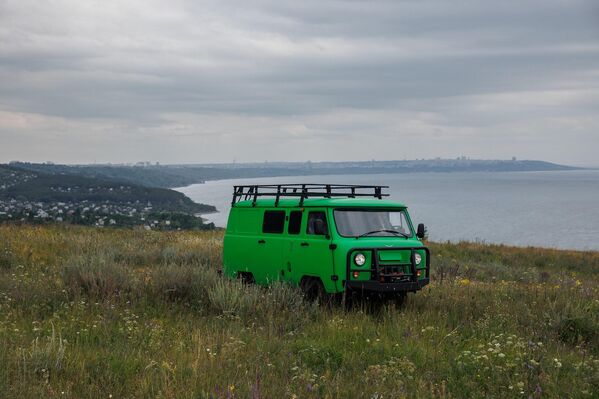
[
  {"xmin": 0, "ymin": 198, "xmax": 208, "ymax": 230},
  {"xmin": 0, "ymin": 165, "xmax": 215, "ymax": 230}
]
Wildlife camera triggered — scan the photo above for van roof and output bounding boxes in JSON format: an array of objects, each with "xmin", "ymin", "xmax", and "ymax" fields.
[{"xmin": 233, "ymin": 198, "xmax": 407, "ymax": 208}]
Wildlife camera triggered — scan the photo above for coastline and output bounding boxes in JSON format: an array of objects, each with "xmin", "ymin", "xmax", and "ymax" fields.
[{"xmin": 175, "ymin": 170, "xmax": 599, "ymax": 251}]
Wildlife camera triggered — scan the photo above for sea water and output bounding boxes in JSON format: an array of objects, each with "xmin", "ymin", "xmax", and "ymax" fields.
[{"xmin": 176, "ymin": 170, "xmax": 599, "ymax": 251}]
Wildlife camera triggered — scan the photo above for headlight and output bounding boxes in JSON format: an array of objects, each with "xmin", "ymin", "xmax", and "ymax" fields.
[
  {"xmin": 414, "ymin": 253, "xmax": 422, "ymax": 265},
  {"xmin": 354, "ymin": 253, "xmax": 366, "ymax": 266}
]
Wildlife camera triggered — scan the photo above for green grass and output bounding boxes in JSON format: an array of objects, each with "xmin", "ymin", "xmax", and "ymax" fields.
[{"xmin": 0, "ymin": 225, "xmax": 597, "ymax": 398}]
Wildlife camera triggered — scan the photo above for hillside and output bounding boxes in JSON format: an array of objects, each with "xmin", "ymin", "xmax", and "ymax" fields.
[
  {"xmin": 0, "ymin": 165, "xmax": 215, "ymax": 229},
  {"xmin": 8, "ymin": 159, "xmax": 581, "ymax": 189},
  {"xmin": 0, "ymin": 172, "xmax": 210, "ymax": 213},
  {"xmin": 0, "ymin": 225, "xmax": 597, "ymax": 398},
  {"xmin": 7, "ymin": 162, "xmax": 212, "ymax": 188}
]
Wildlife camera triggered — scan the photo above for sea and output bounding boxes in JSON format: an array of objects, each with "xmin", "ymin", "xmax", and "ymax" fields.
[{"xmin": 176, "ymin": 170, "xmax": 599, "ymax": 251}]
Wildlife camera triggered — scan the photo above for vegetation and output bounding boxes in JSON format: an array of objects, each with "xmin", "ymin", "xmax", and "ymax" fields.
[
  {"xmin": 0, "ymin": 225, "xmax": 597, "ymax": 398},
  {"xmin": 0, "ymin": 167, "xmax": 215, "ymax": 214},
  {"xmin": 5, "ymin": 162, "xmax": 313, "ymax": 189},
  {"xmin": 7, "ymin": 162, "xmax": 214, "ymax": 189},
  {"xmin": 0, "ymin": 165, "xmax": 215, "ymax": 229}
]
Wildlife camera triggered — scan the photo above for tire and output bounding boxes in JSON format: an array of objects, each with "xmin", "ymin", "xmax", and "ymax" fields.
[
  {"xmin": 301, "ymin": 277, "xmax": 327, "ymax": 304},
  {"xmin": 237, "ymin": 272, "xmax": 255, "ymax": 285}
]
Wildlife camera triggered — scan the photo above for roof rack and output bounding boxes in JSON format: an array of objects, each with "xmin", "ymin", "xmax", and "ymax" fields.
[{"xmin": 231, "ymin": 184, "xmax": 389, "ymax": 207}]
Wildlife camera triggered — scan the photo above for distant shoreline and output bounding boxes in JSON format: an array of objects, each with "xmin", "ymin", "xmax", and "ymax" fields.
[
  {"xmin": 176, "ymin": 167, "xmax": 589, "ymax": 190},
  {"xmin": 5, "ymin": 159, "xmax": 582, "ymax": 190},
  {"xmin": 176, "ymin": 169, "xmax": 599, "ymax": 251},
  {"xmin": 179, "ymin": 168, "xmax": 594, "ymax": 215}
]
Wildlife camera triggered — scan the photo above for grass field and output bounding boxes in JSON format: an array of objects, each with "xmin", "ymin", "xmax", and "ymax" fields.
[{"xmin": 0, "ymin": 225, "xmax": 598, "ymax": 398}]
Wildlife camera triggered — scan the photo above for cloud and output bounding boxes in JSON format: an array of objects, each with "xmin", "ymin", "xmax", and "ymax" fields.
[{"xmin": 0, "ymin": 0, "xmax": 598, "ymax": 165}]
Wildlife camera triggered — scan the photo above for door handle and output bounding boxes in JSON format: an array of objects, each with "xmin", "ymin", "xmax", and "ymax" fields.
[
  {"xmin": 258, "ymin": 239, "xmax": 266, "ymax": 244},
  {"xmin": 300, "ymin": 242, "xmax": 309, "ymax": 247}
]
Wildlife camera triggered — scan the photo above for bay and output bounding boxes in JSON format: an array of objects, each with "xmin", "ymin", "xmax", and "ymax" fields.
[{"xmin": 176, "ymin": 170, "xmax": 599, "ymax": 251}]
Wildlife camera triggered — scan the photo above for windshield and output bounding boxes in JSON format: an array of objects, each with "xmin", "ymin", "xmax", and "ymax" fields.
[{"xmin": 333, "ymin": 209, "xmax": 413, "ymax": 237}]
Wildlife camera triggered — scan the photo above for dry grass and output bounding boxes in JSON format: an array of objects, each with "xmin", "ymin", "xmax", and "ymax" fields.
[{"xmin": 0, "ymin": 224, "xmax": 597, "ymax": 398}]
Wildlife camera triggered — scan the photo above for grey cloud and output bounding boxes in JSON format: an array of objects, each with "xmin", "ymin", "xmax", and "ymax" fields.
[{"xmin": 0, "ymin": 0, "xmax": 598, "ymax": 165}]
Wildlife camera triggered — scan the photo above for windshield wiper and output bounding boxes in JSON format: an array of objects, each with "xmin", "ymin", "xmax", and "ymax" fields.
[{"xmin": 357, "ymin": 229, "xmax": 409, "ymax": 239}]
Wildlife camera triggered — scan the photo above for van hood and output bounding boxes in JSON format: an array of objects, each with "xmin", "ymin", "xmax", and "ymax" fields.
[{"xmin": 336, "ymin": 237, "xmax": 424, "ymax": 250}]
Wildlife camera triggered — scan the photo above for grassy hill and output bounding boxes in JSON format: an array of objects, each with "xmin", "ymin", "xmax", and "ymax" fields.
[
  {"xmin": 0, "ymin": 165, "xmax": 216, "ymax": 230},
  {"xmin": 6, "ymin": 162, "xmax": 299, "ymax": 188},
  {"xmin": 0, "ymin": 173, "xmax": 211, "ymax": 214},
  {"xmin": 7, "ymin": 162, "xmax": 213, "ymax": 188},
  {"xmin": 0, "ymin": 225, "xmax": 597, "ymax": 397},
  {"xmin": 0, "ymin": 165, "xmax": 214, "ymax": 214}
]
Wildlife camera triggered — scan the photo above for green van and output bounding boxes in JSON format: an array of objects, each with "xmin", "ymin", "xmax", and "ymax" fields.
[{"xmin": 223, "ymin": 184, "xmax": 430, "ymax": 301}]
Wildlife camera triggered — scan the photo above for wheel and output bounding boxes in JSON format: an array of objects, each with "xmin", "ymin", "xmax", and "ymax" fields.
[
  {"xmin": 237, "ymin": 272, "xmax": 255, "ymax": 285},
  {"xmin": 301, "ymin": 277, "xmax": 327, "ymax": 304}
]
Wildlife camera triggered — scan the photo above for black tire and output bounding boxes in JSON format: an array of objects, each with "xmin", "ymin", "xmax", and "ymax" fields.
[
  {"xmin": 237, "ymin": 272, "xmax": 255, "ymax": 285},
  {"xmin": 301, "ymin": 277, "xmax": 327, "ymax": 304}
]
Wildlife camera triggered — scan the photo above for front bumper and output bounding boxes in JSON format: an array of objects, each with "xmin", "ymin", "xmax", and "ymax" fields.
[
  {"xmin": 346, "ymin": 278, "xmax": 429, "ymax": 292},
  {"xmin": 345, "ymin": 246, "xmax": 430, "ymax": 293}
]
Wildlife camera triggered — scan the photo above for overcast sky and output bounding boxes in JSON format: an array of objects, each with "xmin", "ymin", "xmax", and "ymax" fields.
[{"xmin": 1, "ymin": 0, "xmax": 598, "ymax": 166}]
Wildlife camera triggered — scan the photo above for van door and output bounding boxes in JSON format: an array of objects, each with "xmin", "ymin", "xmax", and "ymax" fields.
[
  {"xmin": 287, "ymin": 209, "xmax": 336, "ymax": 292},
  {"xmin": 259, "ymin": 209, "xmax": 286, "ymax": 284},
  {"xmin": 282, "ymin": 210, "xmax": 302, "ymax": 282}
]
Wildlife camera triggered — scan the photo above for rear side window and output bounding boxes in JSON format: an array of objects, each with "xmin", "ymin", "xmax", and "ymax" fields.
[
  {"xmin": 307, "ymin": 211, "xmax": 328, "ymax": 235},
  {"xmin": 262, "ymin": 210, "xmax": 285, "ymax": 233},
  {"xmin": 288, "ymin": 211, "xmax": 302, "ymax": 234}
]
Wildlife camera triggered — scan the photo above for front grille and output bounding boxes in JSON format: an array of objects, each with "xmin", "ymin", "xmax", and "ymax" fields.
[
  {"xmin": 347, "ymin": 246, "xmax": 430, "ymax": 286},
  {"xmin": 346, "ymin": 246, "xmax": 430, "ymax": 292},
  {"xmin": 378, "ymin": 263, "xmax": 413, "ymax": 282}
]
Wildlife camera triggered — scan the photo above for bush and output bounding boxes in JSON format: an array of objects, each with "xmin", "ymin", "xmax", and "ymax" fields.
[
  {"xmin": 61, "ymin": 254, "xmax": 133, "ymax": 299},
  {"xmin": 260, "ymin": 281, "xmax": 313, "ymax": 318},
  {"xmin": 555, "ymin": 300, "xmax": 599, "ymax": 346},
  {"xmin": 207, "ymin": 279, "xmax": 261, "ymax": 318},
  {"xmin": 206, "ymin": 278, "xmax": 314, "ymax": 326},
  {"xmin": 159, "ymin": 247, "xmax": 207, "ymax": 267},
  {"xmin": 147, "ymin": 264, "xmax": 219, "ymax": 308},
  {"xmin": 556, "ymin": 314, "xmax": 599, "ymax": 346}
]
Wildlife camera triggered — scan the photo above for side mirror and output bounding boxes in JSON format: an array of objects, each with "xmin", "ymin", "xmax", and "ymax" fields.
[{"xmin": 416, "ymin": 223, "xmax": 426, "ymax": 239}]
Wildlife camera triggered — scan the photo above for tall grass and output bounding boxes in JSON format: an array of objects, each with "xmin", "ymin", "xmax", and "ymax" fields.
[
  {"xmin": 17, "ymin": 325, "xmax": 67, "ymax": 381},
  {"xmin": 0, "ymin": 224, "xmax": 597, "ymax": 398},
  {"xmin": 62, "ymin": 252, "xmax": 134, "ymax": 300}
]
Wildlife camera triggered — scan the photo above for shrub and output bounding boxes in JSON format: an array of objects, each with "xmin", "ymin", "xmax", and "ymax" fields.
[
  {"xmin": 557, "ymin": 316, "xmax": 598, "ymax": 346},
  {"xmin": 207, "ymin": 278, "xmax": 314, "ymax": 326},
  {"xmin": 147, "ymin": 264, "xmax": 218, "ymax": 308},
  {"xmin": 263, "ymin": 281, "xmax": 307, "ymax": 312},
  {"xmin": 159, "ymin": 247, "xmax": 211, "ymax": 267},
  {"xmin": 207, "ymin": 279, "xmax": 261, "ymax": 318},
  {"xmin": 61, "ymin": 254, "xmax": 133, "ymax": 299},
  {"xmin": 433, "ymin": 257, "xmax": 461, "ymax": 283}
]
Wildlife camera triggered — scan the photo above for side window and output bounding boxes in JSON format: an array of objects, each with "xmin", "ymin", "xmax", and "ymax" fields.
[
  {"xmin": 390, "ymin": 211, "xmax": 410, "ymax": 235},
  {"xmin": 262, "ymin": 210, "xmax": 285, "ymax": 233},
  {"xmin": 288, "ymin": 211, "xmax": 302, "ymax": 234},
  {"xmin": 306, "ymin": 211, "xmax": 328, "ymax": 236}
]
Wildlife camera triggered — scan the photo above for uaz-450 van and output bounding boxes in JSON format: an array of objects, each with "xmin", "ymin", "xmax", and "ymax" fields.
[{"xmin": 223, "ymin": 184, "xmax": 430, "ymax": 301}]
